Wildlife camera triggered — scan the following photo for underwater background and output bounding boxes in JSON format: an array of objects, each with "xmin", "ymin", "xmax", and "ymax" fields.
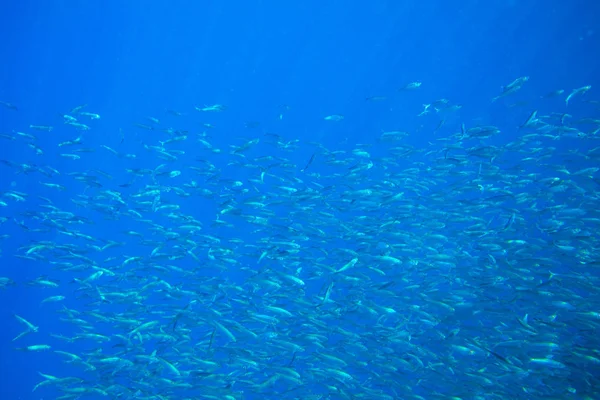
[{"xmin": 1, "ymin": 1, "xmax": 600, "ymax": 399}]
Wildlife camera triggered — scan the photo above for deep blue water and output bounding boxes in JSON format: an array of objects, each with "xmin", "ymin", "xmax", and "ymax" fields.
[{"xmin": 1, "ymin": 1, "xmax": 599, "ymax": 399}]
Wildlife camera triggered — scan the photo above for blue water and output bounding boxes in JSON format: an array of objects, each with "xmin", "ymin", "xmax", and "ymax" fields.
[{"xmin": 1, "ymin": 1, "xmax": 599, "ymax": 399}]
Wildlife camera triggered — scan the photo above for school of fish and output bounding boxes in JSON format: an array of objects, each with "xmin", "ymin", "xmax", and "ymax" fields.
[{"xmin": 1, "ymin": 77, "xmax": 600, "ymax": 399}]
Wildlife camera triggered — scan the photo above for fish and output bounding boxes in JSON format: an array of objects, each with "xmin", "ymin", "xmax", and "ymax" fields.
[
  {"xmin": 324, "ymin": 114, "xmax": 344, "ymax": 121},
  {"xmin": 0, "ymin": 100, "xmax": 18, "ymax": 111},
  {"xmin": 399, "ymin": 81, "xmax": 422, "ymax": 90},
  {"xmin": 195, "ymin": 104, "xmax": 226, "ymax": 112},
  {"xmin": 1, "ymin": 74, "xmax": 600, "ymax": 400},
  {"xmin": 566, "ymin": 85, "xmax": 591, "ymax": 105},
  {"xmin": 492, "ymin": 76, "xmax": 529, "ymax": 102}
]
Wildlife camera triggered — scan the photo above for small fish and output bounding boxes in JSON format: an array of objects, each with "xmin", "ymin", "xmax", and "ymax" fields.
[
  {"xmin": 335, "ymin": 257, "xmax": 358, "ymax": 273},
  {"xmin": 79, "ymin": 112, "xmax": 101, "ymax": 120},
  {"xmin": 418, "ymin": 104, "xmax": 431, "ymax": 116},
  {"xmin": 365, "ymin": 96, "xmax": 388, "ymax": 102},
  {"xmin": 399, "ymin": 81, "xmax": 422, "ymax": 90},
  {"xmin": 195, "ymin": 104, "xmax": 226, "ymax": 112},
  {"xmin": 15, "ymin": 345, "xmax": 51, "ymax": 352},
  {"xmin": 0, "ymin": 101, "xmax": 18, "ymax": 111},
  {"xmin": 60, "ymin": 154, "xmax": 81, "ymax": 160},
  {"xmin": 542, "ymin": 89, "xmax": 564, "ymax": 98},
  {"xmin": 565, "ymin": 85, "xmax": 591, "ymax": 106},
  {"xmin": 492, "ymin": 76, "xmax": 529, "ymax": 102},
  {"xmin": 13, "ymin": 314, "xmax": 39, "ymax": 341},
  {"xmin": 530, "ymin": 357, "xmax": 566, "ymax": 369},
  {"xmin": 65, "ymin": 121, "xmax": 91, "ymax": 131},
  {"xmin": 520, "ymin": 110, "xmax": 539, "ymax": 129},
  {"xmin": 501, "ymin": 212, "xmax": 516, "ymax": 231},
  {"xmin": 302, "ymin": 153, "xmax": 316, "ymax": 172},
  {"xmin": 29, "ymin": 125, "xmax": 53, "ymax": 132},
  {"xmin": 41, "ymin": 295, "xmax": 66, "ymax": 304},
  {"xmin": 70, "ymin": 104, "xmax": 87, "ymax": 114},
  {"xmin": 62, "ymin": 114, "xmax": 77, "ymax": 123},
  {"xmin": 166, "ymin": 109, "xmax": 185, "ymax": 116}
]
